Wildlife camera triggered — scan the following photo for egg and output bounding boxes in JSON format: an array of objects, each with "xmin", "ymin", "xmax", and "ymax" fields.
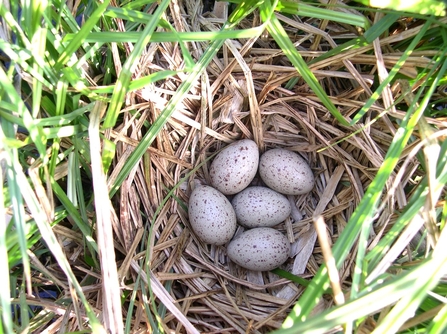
[
  {"xmin": 227, "ymin": 227, "xmax": 290, "ymax": 271},
  {"xmin": 259, "ymin": 148, "xmax": 314, "ymax": 195},
  {"xmin": 188, "ymin": 185, "xmax": 237, "ymax": 245},
  {"xmin": 210, "ymin": 139, "xmax": 259, "ymax": 195},
  {"xmin": 232, "ymin": 186, "xmax": 291, "ymax": 228}
]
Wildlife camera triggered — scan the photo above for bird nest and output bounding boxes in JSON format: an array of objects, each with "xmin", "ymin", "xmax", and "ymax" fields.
[{"xmin": 102, "ymin": 4, "xmax": 443, "ymax": 334}]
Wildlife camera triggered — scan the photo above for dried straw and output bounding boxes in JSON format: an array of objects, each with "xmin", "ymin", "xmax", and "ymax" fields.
[{"xmin": 47, "ymin": 3, "xmax": 447, "ymax": 333}]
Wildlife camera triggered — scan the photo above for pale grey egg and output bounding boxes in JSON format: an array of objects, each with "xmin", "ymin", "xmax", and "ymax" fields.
[
  {"xmin": 227, "ymin": 227, "xmax": 290, "ymax": 271},
  {"xmin": 188, "ymin": 186, "xmax": 237, "ymax": 245},
  {"xmin": 210, "ymin": 139, "xmax": 259, "ymax": 195},
  {"xmin": 259, "ymin": 148, "xmax": 314, "ymax": 195},
  {"xmin": 232, "ymin": 186, "xmax": 291, "ymax": 228}
]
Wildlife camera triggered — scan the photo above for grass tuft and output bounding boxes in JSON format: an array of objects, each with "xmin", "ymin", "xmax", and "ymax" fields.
[{"xmin": 1, "ymin": 0, "xmax": 447, "ymax": 332}]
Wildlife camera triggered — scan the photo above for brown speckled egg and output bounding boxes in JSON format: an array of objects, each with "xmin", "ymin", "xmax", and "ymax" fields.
[
  {"xmin": 259, "ymin": 148, "xmax": 314, "ymax": 195},
  {"xmin": 210, "ymin": 139, "xmax": 259, "ymax": 195},
  {"xmin": 188, "ymin": 185, "xmax": 237, "ymax": 245},
  {"xmin": 227, "ymin": 227, "xmax": 290, "ymax": 271},
  {"xmin": 232, "ymin": 186, "xmax": 291, "ymax": 228}
]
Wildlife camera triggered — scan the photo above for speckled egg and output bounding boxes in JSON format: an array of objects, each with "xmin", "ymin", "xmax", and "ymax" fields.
[
  {"xmin": 210, "ymin": 139, "xmax": 259, "ymax": 195},
  {"xmin": 227, "ymin": 227, "xmax": 290, "ymax": 271},
  {"xmin": 259, "ymin": 148, "xmax": 314, "ymax": 195},
  {"xmin": 188, "ymin": 185, "xmax": 237, "ymax": 245},
  {"xmin": 232, "ymin": 187, "xmax": 291, "ymax": 228}
]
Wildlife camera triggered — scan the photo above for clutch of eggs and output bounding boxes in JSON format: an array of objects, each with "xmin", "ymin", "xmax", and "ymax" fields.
[{"xmin": 188, "ymin": 140, "xmax": 314, "ymax": 271}]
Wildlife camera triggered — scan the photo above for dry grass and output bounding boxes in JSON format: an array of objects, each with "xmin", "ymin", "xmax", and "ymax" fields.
[{"xmin": 39, "ymin": 3, "xmax": 447, "ymax": 333}]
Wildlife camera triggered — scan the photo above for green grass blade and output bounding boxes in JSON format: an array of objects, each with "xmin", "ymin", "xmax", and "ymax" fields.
[
  {"xmin": 0, "ymin": 159, "xmax": 13, "ymax": 334},
  {"xmin": 69, "ymin": 144, "xmax": 90, "ymax": 233},
  {"xmin": 129, "ymin": 70, "xmax": 177, "ymax": 91},
  {"xmin": 373, "ymin": 248, "xmax": 447, "ymax": 332},
  {"xmin": 372, "ymin": 140, "xmax": 447, "ymax": 332},
  {"xmin": 109, "ymin": 38, "xmax": 226, "ymax": 195},
  {"xmin": 365, "ymin": 183, "xmax": 427, "ymax": 270},
  {"xmin": 139, "ymin": 278, "xmax": 162, "ymax": 333},
  {"xmin": 362, "ymin": 12, "xmax": 401, "ymax": 42},
  {"xmin": 42, "ymin": 125, "xmax": 84, "ymax": 139},
  {"xmin": 1, "ymin": 121, "xmax": 32, "ymax": 300},
  {"xmin": 279, "ymin": 1, "xmax": 370, "ymax": 29},
  {"xmin": 227, "ymin": 0, "xmax": 370, "ymax": 28},
  {"xmin": 54, "ymin": 0, "xmax": 111, "ymax": 70},
  {"xmin": 73, "ymin": 42, "xmax": 104, "ymax": 72},
  {"xmin": 0, "ymin": 40, "xmax": 54, "ymax": 90},
  {"xmin": 5, "ymin": 160, "xmax": 31, "ymax": 290},
  {"xmin": 365, "ymin": 55, "xmax": 447, "ymax": 271},
  {"xmin": 104, "ymin": 6, "xmax": 170, "ymax": 28},
  {"xmin": 55, "ymin": 79, "xmax": 69, "ymax": 116},
  {"xmin": 61, "ymin": 67, "xmax": 108, "ymax": 101},
  {"xmin": 51, "ymin": 181, "xmax": 98, "ymax": 254},
  {"xmin": 102, "ymin": 138, "xmax": 116, "ymax": 175},
  {"xmin": 6, "ymin": 210, "xmax": 67, "ymax": 268},
  {"xmin": 307, "ymin": 13, "xmax": 401, "ymax": 67},
  {"xmin": 350, "ymin": 19, "xmax": 431, "ymax": 125},
  {"xmin": 364, "ymin": 144, "xmax": 447, "ymax": 272},
  {"xmin": 40, "ymin": 104, "xmax": 93, "ymax": 126},
  {"xmin": 228, "ymin": 0, "xmax": 264, "ymax": 24},
  {"xmin": 361, "ymin": 0, "xmax": 447, "ymax": 16},
  {"xmin": 274, "ymin": 256, "xmax": 447, "ymax": 333},
  {"xmin": 0, "ymin": 2, "xmax": 31, "ymax": 49},
  {"xmin": 259, "ymin": 1, "xmax": 349, "ymax": 126},
  {"xmin": 103, "ymin": 0, "xmax": 171, "ymax": 129},
  {"xmin": 94, "ymin": 70, "xmax": 178, "ymax": 94},
  {"xmin": 108, "ymin": 4, "xmax": 273, "ymax": 194},
  {"xmin": 272, "ymin": 268, "xmax": 310, "ymax": 287},
  {"xmin": 281, "ymin": 38, "xmax": 447, "ymax": 329},
  {"xmin": 350, "ymin": 221, "xmax": 371, "ymax": 299},
  {"xmin": 15, "ymin": 167, "xmax": 104, "ymax": 332},
  {"xmin": 22, "ymin": 0, "xmax": 49, "ymax": 36},
  {"xmin": 19, "ymin": 287, "xmax": 30, "ymax": 332},
  {"xmin": 65, "ymin": 27, "xmax": 265, "ymax": 43},
  {"xmin": 125, "ymin": 274, "xmax": 141, "ymax": 334},
  {"xmin": 0, "ymin": 67, "xmax": 47, "ymax": 159},
  {"xmin": 428, "ymin": 303, "xmax": 447, "ymax": 333},
  {"xmin": 121, "ymin": 0, "xmax": 158, "ymax": 10},
  {"xmin": 30, "ymin": 26, "xmax": 47, "ymax": 119},
  {"xmin": 2, "ymin": 113, "xmax": 101, "ymax": 330},
  {"xmin": 22, "ymin": 0, "xmax": 33, "ymax": 36}
]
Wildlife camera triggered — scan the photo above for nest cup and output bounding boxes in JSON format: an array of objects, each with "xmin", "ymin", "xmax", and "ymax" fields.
[
  {"xmin": 121, "ymin": 6, "xmax": 428, "ymax": 334},
  {"xmin": 141, "ymin": 67, "xmax": 398, "ymax": 332}
]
